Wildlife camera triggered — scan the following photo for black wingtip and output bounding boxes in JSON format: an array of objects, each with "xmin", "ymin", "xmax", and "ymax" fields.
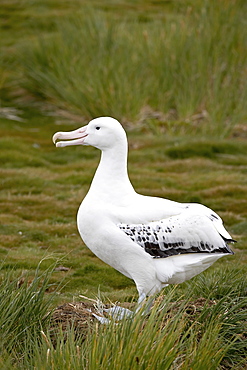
[
  {"xmin": 220, "ymin": 234, "xmax": 237, "ymax": 243},
  {"xmin": 227, "ymin": 238, "xmax": 237, "ymax": 244}
]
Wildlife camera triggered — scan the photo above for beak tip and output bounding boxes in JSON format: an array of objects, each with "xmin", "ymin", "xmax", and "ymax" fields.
[
  {"xmin": 52, "ymin": 125, "xmax": 88, "ymax": 148},
  {"xmin": 52, "ymin": 132, "xmax": 59, "ymax": 145}
]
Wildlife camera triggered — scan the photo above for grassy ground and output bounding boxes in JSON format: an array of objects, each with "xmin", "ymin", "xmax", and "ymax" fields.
[{"xmin": 0, "ymin": 0, "xmax": 246, "ymax": 368}]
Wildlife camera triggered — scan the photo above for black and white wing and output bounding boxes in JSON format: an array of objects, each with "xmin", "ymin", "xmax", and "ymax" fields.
[{"xmin": 118, "ymin": 213, "xmax": 234, "ymax": 258}]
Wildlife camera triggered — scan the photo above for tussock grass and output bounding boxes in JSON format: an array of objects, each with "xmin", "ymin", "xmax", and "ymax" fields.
[
  {"xmin": 0, "ymin": 266, "xmax": 246, "ymax": 369},
  {"xmin": 0, "ymin": 262, "xmax": 57, "ymax": 361},
  {"xmin": 20, "ymin": 0, "xmax": 247, "ymax": 136}
]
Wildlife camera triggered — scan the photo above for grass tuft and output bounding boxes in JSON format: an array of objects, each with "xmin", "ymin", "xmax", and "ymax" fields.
[
  {"xmin": 0, "ymin": 261, "xmax": 59, "ymax": 361},
  {"xmin": 1, "ymin": 270, "xmax": 244, "ymax": 369},
  {"xmin": 0, "ymin": 264, "xmax": 246, "ymax": 368},
  {"xmin": 20, "ymin": 1, "xmax": 247, "ymax": 136}
]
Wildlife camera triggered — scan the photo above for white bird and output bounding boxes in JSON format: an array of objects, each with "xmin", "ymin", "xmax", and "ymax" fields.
[{"xmin": 53, "ymin": 117, "xmax": 234, "ymax": 317}]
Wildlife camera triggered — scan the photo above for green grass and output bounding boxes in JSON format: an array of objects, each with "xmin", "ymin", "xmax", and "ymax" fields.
[
  {"xmin": 18, "ymin": 0, "xmax": 246, "ymax": 135},
  {"xmin": 0, "ymin": 263, "xmax": 56, "ymax": 361},
  {"xmin": 0, "ymin": 0, "xmax": 247, "ymax": 368},
  {"xmin": 0, "ymin": 266, "xmax": 246, "ymax": 369},
  {"xmin": 1, "ymin": 0, "xmax": 247, "ymax": 135}
]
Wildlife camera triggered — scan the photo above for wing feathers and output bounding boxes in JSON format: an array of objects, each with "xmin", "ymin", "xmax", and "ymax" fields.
[{"xmin": 118, "ymin": 213, "xmax": 234, "ymax": 258}]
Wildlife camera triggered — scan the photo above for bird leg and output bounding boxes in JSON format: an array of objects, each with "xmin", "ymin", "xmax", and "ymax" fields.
[{"xmin": 136, "ymin": 293, "xmax": 154, "ymax": 316}]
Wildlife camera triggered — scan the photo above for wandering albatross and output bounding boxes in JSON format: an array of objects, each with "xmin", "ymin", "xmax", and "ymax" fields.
[{"xmin": 53, "ymin": 117, "xmax": 235, "ymax": 318}]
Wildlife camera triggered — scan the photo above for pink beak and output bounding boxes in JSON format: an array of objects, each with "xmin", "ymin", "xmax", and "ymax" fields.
[{"xmin": 52, "ymin": 125, "xmax": 88, "ymax": 147}]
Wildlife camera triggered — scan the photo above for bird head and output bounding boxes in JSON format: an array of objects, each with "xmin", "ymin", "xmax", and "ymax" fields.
[{"xmin": 53, "ymin": 117, "xmax": 126, "ymax": 151}]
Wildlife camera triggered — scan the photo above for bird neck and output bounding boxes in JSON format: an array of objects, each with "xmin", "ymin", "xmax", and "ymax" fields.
[{"xmin": 88, "ymin": 143, "xmax": 135, "ymax": 202}]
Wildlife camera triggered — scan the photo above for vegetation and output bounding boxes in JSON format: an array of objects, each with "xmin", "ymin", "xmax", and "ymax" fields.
[
  {"xmin": 0, "ymin": 265, "xmax": 246, "ymax": 369},
  {"xmin": 0, "ymin": 0, "xmax": 246, "ymax": 368},
  {"xmin": 19, "ymin": 0, "xmax": 247, "ymax": 136}
]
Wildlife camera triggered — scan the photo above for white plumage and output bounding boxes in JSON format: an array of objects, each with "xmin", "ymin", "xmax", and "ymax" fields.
[{"xmin": 53, "ymin": 116, "xmax": 234, "ymax": 308}]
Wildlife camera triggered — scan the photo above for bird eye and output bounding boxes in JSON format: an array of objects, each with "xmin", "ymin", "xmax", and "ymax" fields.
[{"xmin": 96, "ymin": 126, "xmax": 100, "ymax": 130}]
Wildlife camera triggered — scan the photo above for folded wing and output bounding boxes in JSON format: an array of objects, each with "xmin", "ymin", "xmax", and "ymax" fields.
[{"xmin": 118, "ymin": 212, "xmax": 234, "ymax": 258}]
